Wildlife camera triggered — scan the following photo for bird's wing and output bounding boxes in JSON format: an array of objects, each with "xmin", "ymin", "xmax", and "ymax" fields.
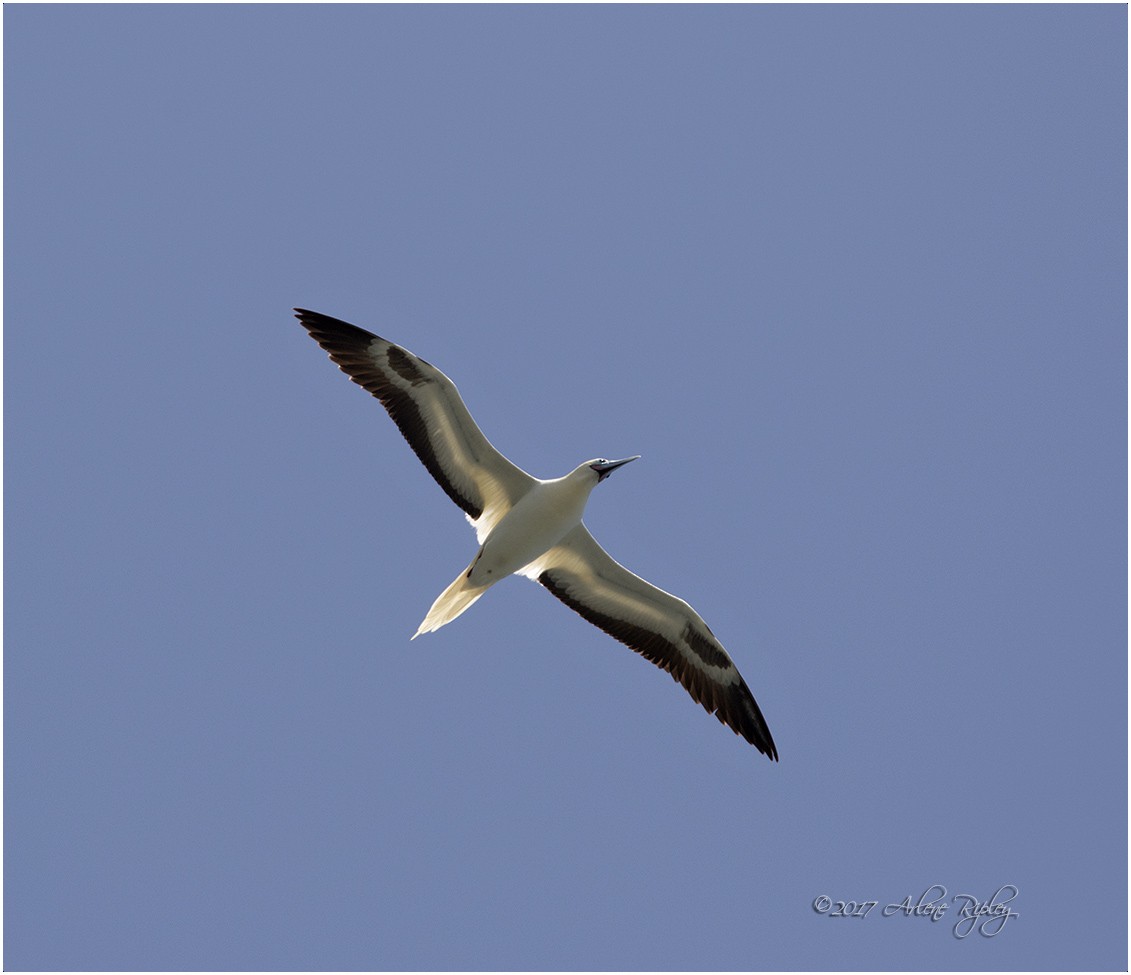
[
  {"xmin": 296, "ymin": 309, "xmax": 537, "ymax": 537},
  {"xmin": 520, "ymin": 524, "xmax": 778, "ymax": 759}
]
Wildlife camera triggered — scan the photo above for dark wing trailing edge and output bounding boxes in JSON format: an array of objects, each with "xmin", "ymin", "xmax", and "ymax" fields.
[
  {"xmin": 295, "ymin": 309, "xmax": 535, "ymax": 536},
  {"xmin": 522, "ymin": 525, "xmax": 778, "ymax": 759}
]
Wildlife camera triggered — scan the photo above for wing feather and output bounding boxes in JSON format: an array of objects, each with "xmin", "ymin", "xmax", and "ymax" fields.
[
  {"xmin": 523, "ymin": 525, "xmax": 778, "ymax": 759},
  {"xmin": 295, "ymin": 309, "xmax": 536, "ymax": 536}
]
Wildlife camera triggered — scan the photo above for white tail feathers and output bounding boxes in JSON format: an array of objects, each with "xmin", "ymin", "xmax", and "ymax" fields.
[{"xmin": 412, "ymin": 570, "xmax": 490, "ymax": 639}]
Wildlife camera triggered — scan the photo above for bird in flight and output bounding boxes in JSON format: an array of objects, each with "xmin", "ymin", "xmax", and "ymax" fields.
[{"xmin": 295, "ymin": 309, "xmax": 778, "ymax": 759}]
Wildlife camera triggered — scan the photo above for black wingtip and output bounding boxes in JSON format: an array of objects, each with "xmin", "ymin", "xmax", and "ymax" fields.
[
  {"xmin": 755, "ymin": 717, "xmax": 779, "ymax": 762},
  {"xmin": 745, "ymin": 725, "xmax": 779, "ymax": 762},
  {"xmin": 294, "ymin": 307, "xmax": 349, "ymax": 325},
  {"xmin": 745, "ymin": 698, "xmax": 779, "ymax": 762},
  {"xmin": 294, "ymin": 307, "xmax": 352, "ymax": 329},
  {"xmin": 293, "ymin": 308, "xmax": 383, "ymax": 348}
]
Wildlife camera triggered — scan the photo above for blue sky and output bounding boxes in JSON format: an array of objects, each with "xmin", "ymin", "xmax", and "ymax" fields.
[{"xmin": 5, "ymin": 5, "xmax": 1125, "ymax": 971}]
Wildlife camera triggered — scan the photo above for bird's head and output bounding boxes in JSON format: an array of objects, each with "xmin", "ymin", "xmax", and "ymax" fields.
[{"xmin": 584, "ymin": 455, "xmax": 641, "ymax": 484}]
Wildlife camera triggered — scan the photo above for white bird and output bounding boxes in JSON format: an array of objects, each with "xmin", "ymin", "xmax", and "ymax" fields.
[{"xmin": 295, "ymin": 309, "xmax": 778, "ymax": 759}]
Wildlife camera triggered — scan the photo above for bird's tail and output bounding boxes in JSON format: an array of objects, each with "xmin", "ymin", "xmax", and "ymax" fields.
[{"xmin": 412, "ymin": 568, "xmax": 490, "ymax": 639}]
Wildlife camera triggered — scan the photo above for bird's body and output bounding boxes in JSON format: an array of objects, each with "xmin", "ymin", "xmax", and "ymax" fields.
[
  {"xmin": 414, "ymin": 461, "xmax": 611, "ymax": 637},
  {"xmin": 466, "ymin": 463, "xmax": 595, "ymax": 587},
  {"xmin": 295, "ymin": 308, "xmax": 778, "ymax": 760}
]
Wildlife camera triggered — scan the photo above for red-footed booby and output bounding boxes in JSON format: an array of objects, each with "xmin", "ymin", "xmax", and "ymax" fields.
[{"xmin": 295, "ymin": 308, "xmax": 778, "ymax": 759}]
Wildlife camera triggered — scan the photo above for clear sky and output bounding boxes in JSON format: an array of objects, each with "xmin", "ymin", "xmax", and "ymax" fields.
[{"xmin": 4, "ymin": 5, "xmax": 1126, "ymax": 971}]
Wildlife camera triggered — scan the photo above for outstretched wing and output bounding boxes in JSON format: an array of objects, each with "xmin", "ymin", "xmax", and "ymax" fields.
[
  {"xmin": 521, "ymin": 524, "xmax": 778, "ymax": 759},
  {"xmin": 295, "ymin": 309, "xmax": 537, "ymax": 539}
]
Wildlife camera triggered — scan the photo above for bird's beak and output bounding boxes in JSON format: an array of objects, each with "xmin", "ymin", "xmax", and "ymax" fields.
[{"xmin": 591, "ymin": 455, "xmax": 641, "ymax": 481}]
